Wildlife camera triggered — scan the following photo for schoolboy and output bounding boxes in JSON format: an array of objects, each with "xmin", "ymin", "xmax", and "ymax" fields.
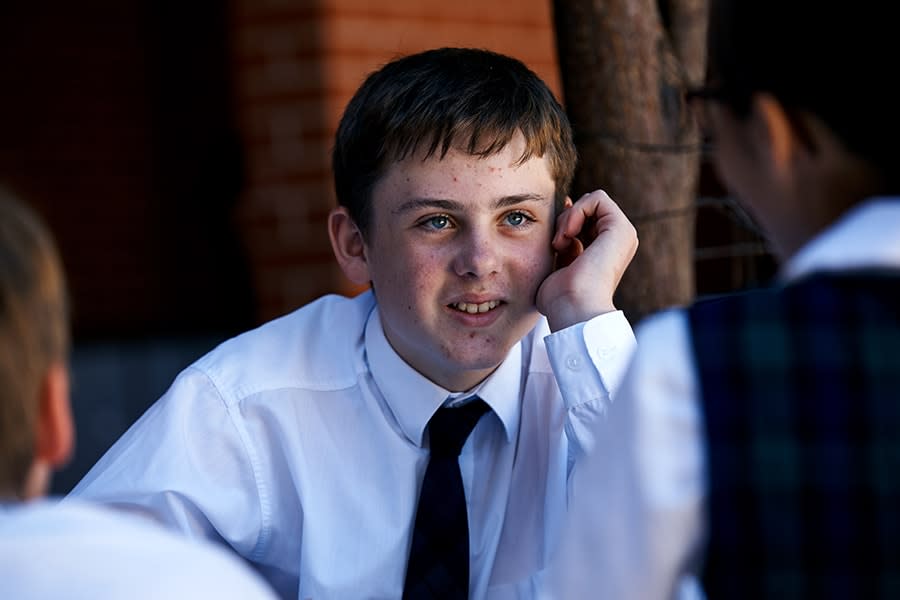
[{"xmin": 73, "ymin": 48, "xmax": 639, "ymax": 598}]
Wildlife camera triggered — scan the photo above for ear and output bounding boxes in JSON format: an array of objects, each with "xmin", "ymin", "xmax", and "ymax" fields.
[
  {"xmin": 751, "ymin": 93, "xmax": 804, "ymax": 182},
  {"xmin": 328, "ymin": 206, "xmax": 371, "ymax": 286},
  {"xmin": 34, "ymin": 362, "xmax": 74, "ymax": 469}
]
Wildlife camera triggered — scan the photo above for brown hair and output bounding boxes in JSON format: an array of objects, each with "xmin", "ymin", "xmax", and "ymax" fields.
[
  {"xmin": 0, "ymin": 189, "xmax": 69, "ymax": 496},
  {"xmin": 332, "ymin": 47, "xmax": 577, "ymax": 235}
]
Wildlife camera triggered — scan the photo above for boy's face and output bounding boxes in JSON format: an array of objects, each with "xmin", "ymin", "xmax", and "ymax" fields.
[
  {"xmin": 704, "ymin": 99, "xmax": 791, "ymax": 257},
  {"xmin": 363, "ymin": 133, "xmax": 556, "ymax": 391}
]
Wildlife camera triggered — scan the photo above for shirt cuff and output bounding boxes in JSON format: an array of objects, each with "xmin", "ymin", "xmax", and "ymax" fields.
[{"xmin": 544, "ymin": 310, "xmax": 637, "ymax": 411}]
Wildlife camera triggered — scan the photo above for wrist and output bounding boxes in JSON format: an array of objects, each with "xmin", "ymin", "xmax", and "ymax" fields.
[{"xmin": 545, "ymin": 297, "xmax": 617, "ymax": 332}]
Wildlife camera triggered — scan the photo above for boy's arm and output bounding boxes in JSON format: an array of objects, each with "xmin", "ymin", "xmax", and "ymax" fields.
[
  {"xmin": 539, "ymin": 189, "xmax": 639, "ymax": 459},
  {"xmin": 544, "ymin": 312, "xmax": 636, "ymax": 462}
]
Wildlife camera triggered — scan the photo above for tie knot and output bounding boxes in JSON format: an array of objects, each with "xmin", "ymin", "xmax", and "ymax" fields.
[{"xmin": 427, "ymin": 398, "xmax": 489, "ymax": 458}]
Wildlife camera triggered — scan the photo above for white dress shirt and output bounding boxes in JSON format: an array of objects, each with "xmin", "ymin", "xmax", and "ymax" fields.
[
  {"xmin": 551, "ymin": 198, "xmax": 900, "ymax": 600},
  {"xmin": 71, "ymin": 290, "xmax": 635, "ymax": 599},
  {"xmin": 0, "ymin": 498, "xmax": 277, "ymax": 599}
]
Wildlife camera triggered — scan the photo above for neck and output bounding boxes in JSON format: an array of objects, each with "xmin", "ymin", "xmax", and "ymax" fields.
[{"xmin": 775, "ymin": 147, "xmax": 884, "ymax": 261}]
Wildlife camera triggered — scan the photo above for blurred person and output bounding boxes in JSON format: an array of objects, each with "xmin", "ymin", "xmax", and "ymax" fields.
[
  {"xmin": 72, "ymin": 48, "xmax": 639, "ymax": 599},
  {"xmin": 553, "ymin": 1, "xmax": 900, "ymax": 598},
  {"xmin": 0, "ymin": 189, "xmax": 277, "ymax": 599}
]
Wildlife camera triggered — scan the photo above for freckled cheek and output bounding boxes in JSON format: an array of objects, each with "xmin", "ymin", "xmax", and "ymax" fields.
[
  {"xmin": 517, "ymin": 243, "xmax": 555, "ymax": 281},
  {"xmin": 400, "ymin": 254, "xmax": 443, "ymax": 313},
  {"xmin": 508, "ymin": 262, "xmax": 550, "ymax": 302}
]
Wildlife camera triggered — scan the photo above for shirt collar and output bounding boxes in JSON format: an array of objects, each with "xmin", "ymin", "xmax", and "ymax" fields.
[
  {"xmin": 365, "ymin": 307, "xmax": 522, "ymax": 447},
  {"xmin": 781, "ymin": 197, "xmax": 900, "ymax": 282}
]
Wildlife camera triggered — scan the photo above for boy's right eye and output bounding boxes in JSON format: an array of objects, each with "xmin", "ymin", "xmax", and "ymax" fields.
[{"xmin": 420, "ymin": 215, "xmax": 452, "ymax": 230}]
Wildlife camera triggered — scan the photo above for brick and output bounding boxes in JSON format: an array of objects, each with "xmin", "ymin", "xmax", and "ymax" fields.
[
  {"xmin": 243, "ymin": 142, "xmax": 331, "ymax": 183},
  {"xmin": 318, "ymin": 0, "xmax": 552, "ymax": 26},
  {"xmin": 236, "ymin": 56, "xmax": 325, "ymax": 99},
  {"xmin": 256, "ymin": 259, "xmax": 345, "ymax": 317},
  {"xmin": 235, "ymin": 21, "xmax": 318, "ymax": 59},
  {"xmin": 322, "ymin": 15, "xmax": 555, "ymax": 61},
  {"xmin": 238, "ymin": 99, "xmax": 340, "ymax": 142},
  {"xmin": 232, "ymin": 0, "xmax": 321, "ymax": 26},
  {"xmin": 319, "ymin": 48, "xmax": 560, "ymax": 98}
]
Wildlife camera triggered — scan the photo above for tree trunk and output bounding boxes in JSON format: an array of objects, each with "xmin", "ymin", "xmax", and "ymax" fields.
[{"xmin": 553, "ymin": 0, "xmax": 708, "ymax": 323}]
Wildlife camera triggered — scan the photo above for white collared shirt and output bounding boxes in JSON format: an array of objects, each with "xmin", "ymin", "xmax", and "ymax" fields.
[
  {"xmin": 552, "ymin": 197, "xmax": 900, "ymax": 600},
  {"xmin": 0, "ymin": 498, "xmax": 277, "ymax": 599},
  {"xmin": 71, "ymin": 291, "xmax": 635, "ymax": 599}
]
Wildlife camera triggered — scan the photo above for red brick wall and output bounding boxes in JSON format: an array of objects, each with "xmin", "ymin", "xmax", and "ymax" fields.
[{"xmin": 231, "ymin": 0, "xmax": 562, "ymax": 321}]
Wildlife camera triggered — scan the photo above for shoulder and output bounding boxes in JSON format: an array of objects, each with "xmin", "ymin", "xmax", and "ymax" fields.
[
  {"xmin": 686, "ymin": 285, "xmax": 802, "ymax": 357},
  {"xmin": 635, "ymin": 307, "xmax": 690, "ymax": 346},
  {"xmin": 0, "ymin": 499, "xmax": 276, "ymax": 599},
  {"xmin": 628, "ymin": 307, "xmax": 696, "ymax": 397},
  {"xmin": 688, "ymin": 286, "xmax": 781, "ymax": 323},
  {"xmin": 183, "ymin": 292, "xmax": 376, "ymax": 405},
  {"xmin": 613, "ymin": 308, "xmax": 702, "ymax": 470}
]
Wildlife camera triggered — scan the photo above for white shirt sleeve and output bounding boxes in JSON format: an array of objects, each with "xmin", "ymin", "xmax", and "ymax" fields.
[
  {"xmin": 547, "ymin": 308, "xmax": 708, "ymax": 600},
  {"xmin": 544, "ymin": 310, "xmax": 637, "ymax": 463}
]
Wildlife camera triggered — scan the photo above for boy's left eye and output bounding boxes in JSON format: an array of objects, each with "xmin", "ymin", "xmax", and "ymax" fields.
[{"xmin": 504, "ymin": 211, "xmax": 532, "ymax": 227}]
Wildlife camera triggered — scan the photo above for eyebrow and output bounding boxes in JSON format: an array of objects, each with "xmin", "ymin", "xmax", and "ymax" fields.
[{"xmin": 392, "ymin": 194, "xmax": 550, "ymax": 215}]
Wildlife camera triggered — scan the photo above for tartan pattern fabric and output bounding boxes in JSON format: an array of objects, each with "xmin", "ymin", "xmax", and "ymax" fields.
[
  {"xmin": 403, "ymin": 398, "xmax": 489, "ymax": 600},
  {"xmin": 688, "ymin": 270, "xmax": 900, "ymax": 599}
]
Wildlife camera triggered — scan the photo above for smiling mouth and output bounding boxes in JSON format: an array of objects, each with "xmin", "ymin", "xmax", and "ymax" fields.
[{"xmin": 450, "ymin": 300, "xmax": 501, "ymax": 314}]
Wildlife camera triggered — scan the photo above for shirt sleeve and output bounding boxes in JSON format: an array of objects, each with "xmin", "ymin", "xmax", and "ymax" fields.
[
  {"xmin": 67, "ymin": 366, "xmax": 268, "ymax": 562},
  {"xmin": 547, "ymin": 308, "xmax": 708, "ymax": 600},
  {"xmin": 544, "ymin": 309, "xmax": 636, "ymax": 462}
]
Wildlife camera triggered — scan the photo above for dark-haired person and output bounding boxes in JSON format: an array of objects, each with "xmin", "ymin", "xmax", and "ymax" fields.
[
  {"xmin": 72, "ymin": 48, "xmax": 639, "ymax": 598},
  {"xmin": 553, "ymin": 1, "xmax": 900, "ymax": 598},
  {"xmin": 0, "ymin": 190, "xmax": 279, "ymax": 599}
]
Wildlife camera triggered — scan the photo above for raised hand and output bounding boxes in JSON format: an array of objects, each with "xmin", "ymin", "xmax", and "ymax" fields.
[{"xmin": 536, "ymin": 190, "xmax": 638, "ymax": 331}]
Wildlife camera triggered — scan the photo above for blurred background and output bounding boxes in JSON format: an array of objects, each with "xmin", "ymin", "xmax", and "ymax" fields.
[{"xmin": 0, "ymin": 0, "xmax": 774, "ymax": 494}]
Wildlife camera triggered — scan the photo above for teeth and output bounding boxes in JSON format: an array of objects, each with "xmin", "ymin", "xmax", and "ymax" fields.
[{"xmin": 453, "ymin": 300, "xmax": 500, "ymax": 314}]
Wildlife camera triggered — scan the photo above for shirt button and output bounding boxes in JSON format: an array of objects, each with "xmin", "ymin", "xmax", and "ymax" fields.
[{"xmin": 565, "ymin": 355, "xmax": 581, "ymax": 370}]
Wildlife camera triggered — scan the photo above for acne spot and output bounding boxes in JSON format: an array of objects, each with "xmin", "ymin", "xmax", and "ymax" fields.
[{"xmin": 468, "ymin": 332, "xmax": 476, "ymax": 339}]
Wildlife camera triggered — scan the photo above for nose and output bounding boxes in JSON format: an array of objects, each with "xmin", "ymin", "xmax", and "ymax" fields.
[{"xmin": 451, "ymin": 227, "xmax": 500, "ymax": 278}]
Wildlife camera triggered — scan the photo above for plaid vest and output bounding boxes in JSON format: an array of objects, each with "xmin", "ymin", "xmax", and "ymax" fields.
[{"xmin": 688, "ymin": 271, "xmax": 900, "ymax": 599}]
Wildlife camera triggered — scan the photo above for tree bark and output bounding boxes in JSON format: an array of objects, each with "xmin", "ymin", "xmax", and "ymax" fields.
[{"xmin": 553, "ymin": 0, "xmax": 708, "ymax": 323}]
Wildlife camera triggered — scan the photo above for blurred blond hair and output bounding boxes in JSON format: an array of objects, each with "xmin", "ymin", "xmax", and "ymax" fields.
[{"xmin": 0, "ymin": 188, "xmax": 69, "ymax": 497}]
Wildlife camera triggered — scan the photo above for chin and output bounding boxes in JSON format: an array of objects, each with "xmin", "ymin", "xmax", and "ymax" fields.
[{"xmin": 447, "ymin": 345, "xmax": 514, "ymax": 373}]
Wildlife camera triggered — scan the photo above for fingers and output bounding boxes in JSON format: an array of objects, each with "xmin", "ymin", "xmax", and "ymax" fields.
[
  {"xmin": 552, "ymin": 190, "xmax": 626, "ymax": 250},
  {"xmin": 539, "ymin": 190, "xmax": 638, "ymax": 330},
  {"xmin": 554, "ymin": 236, "xmax": 584, "ymax": 270}
]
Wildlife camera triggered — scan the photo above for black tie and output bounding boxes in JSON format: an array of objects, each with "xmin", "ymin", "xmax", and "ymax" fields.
[{"xmin": 403, "ymin": 398, "xmax": 490, "ymax": 600}]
